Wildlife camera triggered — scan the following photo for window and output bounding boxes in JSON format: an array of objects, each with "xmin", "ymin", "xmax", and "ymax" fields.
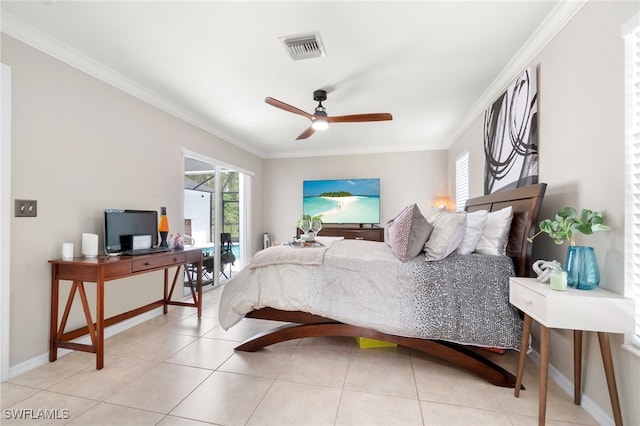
[
  {"xmin": 623, "ymin": 14, "xmax": 640, "ymax": 351},
  {"xmin": 455, "ymin": 152, "xmax": 469, "ymax": 212}
]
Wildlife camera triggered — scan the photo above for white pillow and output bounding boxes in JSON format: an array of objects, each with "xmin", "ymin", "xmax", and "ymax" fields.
[
  {"xmin": 423, "ymin": 212, "xmax": 467, "ymax": 261},
  {"xmin": 455, "ymin": 210, "xmax": 489, "ymax": 255},
  {"xmin": 475, "ymin": 206, "xmax": 513, "ymax": 256}
]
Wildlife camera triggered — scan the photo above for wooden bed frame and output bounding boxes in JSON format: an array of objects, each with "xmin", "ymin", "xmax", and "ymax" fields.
[{"xmin": 235, "ymin": 183, "xmax": 547, "ymax": 388}]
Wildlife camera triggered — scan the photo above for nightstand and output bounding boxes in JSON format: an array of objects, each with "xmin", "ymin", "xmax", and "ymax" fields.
[{"xmin": 509, "ymin": 277, "xmax": 634, "ymax": 426}]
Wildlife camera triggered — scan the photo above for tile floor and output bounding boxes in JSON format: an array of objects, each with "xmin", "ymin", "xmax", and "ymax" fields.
[{"xmin": 2, "ymin": 286, "xmax": 597, "ymax": 426}]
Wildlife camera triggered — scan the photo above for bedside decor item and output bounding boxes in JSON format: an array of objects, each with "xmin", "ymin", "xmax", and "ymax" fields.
[
  {"xmin": 565, "ymin": 246, "xmax": 600, "ymax": 290},
  {"xmin": 528, "ymin": 207, "xmax": 609, "ymax": 290},
  {"xmin": 431, "ymin": 196, "xmax": 452, "ymax": 212},
  {"xmin": 159, "ymin": 206, "xmax": 169, "ymax": 248},
  {"xmin": 549, "ymin": 270, "xmax": 568, "ymax": 291},
  {"xmin": 531, "ymin": 259, "xmax": 562, "ymax": 284}
]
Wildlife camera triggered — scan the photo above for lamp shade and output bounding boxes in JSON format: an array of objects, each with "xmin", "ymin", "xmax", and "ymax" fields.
[{"xmin": 432, "ymin": 197, "xmax": 452, "ymax": 212}]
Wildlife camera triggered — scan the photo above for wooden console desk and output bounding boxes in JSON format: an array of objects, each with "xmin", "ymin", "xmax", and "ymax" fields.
[{"xmin": 49, "ymin": 247, "xmax": 203, "ymax": 370}]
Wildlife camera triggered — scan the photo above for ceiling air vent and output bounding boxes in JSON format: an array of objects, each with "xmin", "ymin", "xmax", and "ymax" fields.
[{"xmin": 280, "ymin": 32, "xmax": 326, "ymax": 61}]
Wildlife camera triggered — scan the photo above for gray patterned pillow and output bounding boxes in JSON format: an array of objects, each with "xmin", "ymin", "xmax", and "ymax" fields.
[
  {"xmin": 385, "ymin": 204, "xmax": 433, "ymax": 262},
  {"xmin": 424, "ymin": 211, "xmax": 467, "ymax": 261}
]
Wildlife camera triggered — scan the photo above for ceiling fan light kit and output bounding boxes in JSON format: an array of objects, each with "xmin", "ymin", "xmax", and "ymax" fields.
[
  {"xmin": 311, "ymin": 118, "xmax": 329, "ymax": 131},
  {"xmin": 265, "ymin": 89, "xmax": 393, "ymax": 140}
]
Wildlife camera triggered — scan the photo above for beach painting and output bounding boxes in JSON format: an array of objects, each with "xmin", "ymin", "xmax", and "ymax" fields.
[{"xmin": 303, "ymin": 178, "xmax": 380, "ymax": 224}]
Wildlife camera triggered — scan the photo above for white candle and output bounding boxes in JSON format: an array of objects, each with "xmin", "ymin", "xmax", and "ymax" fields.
[
  {"xmin": 81, "ymin": 233, "xmax": 99, "ymax": 258},
  {"xmin": 62, "ymin": 242, "xmax": 74, "ymax": 260}
]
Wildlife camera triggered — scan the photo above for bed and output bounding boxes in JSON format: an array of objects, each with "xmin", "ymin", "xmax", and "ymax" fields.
[{"xmin": 218, "ymin": 183, "xmax": 546, "ymax": 388}]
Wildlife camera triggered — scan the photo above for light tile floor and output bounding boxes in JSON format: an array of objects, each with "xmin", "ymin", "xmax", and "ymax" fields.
[{"xmin": 2, "ymin": 286, "xmax": 598, "ymax": 426}]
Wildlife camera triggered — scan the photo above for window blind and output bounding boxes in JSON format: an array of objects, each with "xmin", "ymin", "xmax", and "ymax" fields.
[
  {"xmin": 623, "ymin": 14, "xmax": 640, "ymax": 348},
  {"xmin": 455, "ymin": 153, "xmax": 469, "ymax": 212}
]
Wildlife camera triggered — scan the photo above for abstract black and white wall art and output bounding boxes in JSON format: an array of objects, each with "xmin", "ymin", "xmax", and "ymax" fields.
[{"xmin": 484, "ymin": 67, "xmax": 538, "ymax": 194}]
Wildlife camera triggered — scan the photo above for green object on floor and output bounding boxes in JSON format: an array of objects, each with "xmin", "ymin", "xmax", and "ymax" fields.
[{"xmin": 355, "ymin": 337, "xmax": 396, "ymax": 349}]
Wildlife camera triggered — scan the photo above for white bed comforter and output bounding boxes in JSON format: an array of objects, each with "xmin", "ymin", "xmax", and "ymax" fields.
[{"xmin": 219, "ymin": 239, "xmax": 522, "ymax": 349}]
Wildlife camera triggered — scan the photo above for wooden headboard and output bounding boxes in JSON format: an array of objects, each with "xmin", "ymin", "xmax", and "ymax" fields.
[{"xmin": 464, "ymin": 183, "xmax": 546, "ymax": 277}]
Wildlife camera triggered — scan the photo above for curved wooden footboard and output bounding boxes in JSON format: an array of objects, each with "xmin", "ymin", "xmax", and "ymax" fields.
[{"xmin": 237, "ymin": 309, "xmax": 522, "ymax": 389}]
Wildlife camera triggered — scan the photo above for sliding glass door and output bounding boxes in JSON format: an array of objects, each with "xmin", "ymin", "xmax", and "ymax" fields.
[{"xmin": 184, "ymin": 154, "xmax": 247, "ymax": 288}]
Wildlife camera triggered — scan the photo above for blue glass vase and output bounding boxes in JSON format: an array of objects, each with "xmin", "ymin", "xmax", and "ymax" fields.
[{"xmin": 563, "ymin": 246, "xmax": 600, "ymax": 290}]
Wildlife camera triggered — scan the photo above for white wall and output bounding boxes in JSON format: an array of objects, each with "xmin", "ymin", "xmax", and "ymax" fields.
[
  {"xmin": 263, "ymin": 150, "xmax": 448, "ymax": 244},
  {"xmin": 184, "ymin": 189, "xmax": 212, "ymax": 246},
  {"xmin": 448, "ymin": 2, "xmax": 639, "ymax": 424},
  {"xmin": 1, "ymin": 34, "xmax": 264, "ymax": 368}
]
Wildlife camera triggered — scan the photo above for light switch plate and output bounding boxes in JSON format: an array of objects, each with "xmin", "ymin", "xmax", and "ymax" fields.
[{"xmin": 15, "ymin": 199, "xmax": 37, "ymax": 217}]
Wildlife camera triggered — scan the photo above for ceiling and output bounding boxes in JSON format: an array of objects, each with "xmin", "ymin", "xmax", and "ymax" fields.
[{"xmin": 1, "ymin": 1, "xmax": 584, "ymax": 159}]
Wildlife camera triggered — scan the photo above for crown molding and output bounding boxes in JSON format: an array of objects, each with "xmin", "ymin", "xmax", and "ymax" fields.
[
  {"xmin": 1, "ymin": 2, "xmax": 587, "ymax": 159},
  {"xmin": 0, "ymin": 13, "xmax": 266, "ymax": 159},
  {"xmin": 450, "ymin": 0, "xmax": 588, "ymax": 144}
]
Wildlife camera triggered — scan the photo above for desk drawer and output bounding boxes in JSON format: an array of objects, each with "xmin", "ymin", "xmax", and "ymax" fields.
[
  {"xmin": 132, "ymin": 252, "xmax": 186, "ymax": 272},
  {"xmin": 510, "ymin": 281, "xmax": 547, "ymax": 323}
]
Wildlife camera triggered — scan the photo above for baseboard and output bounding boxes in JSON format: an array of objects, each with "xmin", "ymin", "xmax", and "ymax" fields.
[
  {"xmin": 8, "ymin": 307, "xmax": 164, "ymax": 379},
  {"xmin": 527, "ymin": 350, "xmax": 613, "ymax": 425}
]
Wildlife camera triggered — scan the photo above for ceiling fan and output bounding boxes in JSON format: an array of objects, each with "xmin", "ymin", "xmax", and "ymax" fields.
[{"xmin": 265, "ymin": 89, "xmax": 393, "ymax": 140}]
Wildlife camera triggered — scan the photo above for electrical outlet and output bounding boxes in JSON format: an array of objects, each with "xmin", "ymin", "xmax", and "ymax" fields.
[{"xmin": 15, "ymin": 199, "xmax": 37, "ymax": 217}]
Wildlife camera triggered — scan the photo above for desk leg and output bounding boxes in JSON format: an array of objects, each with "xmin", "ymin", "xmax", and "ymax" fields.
[
  {"xmin": 574, "ymin": 330, "xmax": 582, "ymax": 405},
  {"xmin": 164, "ymin": 269, "xmax": 169, "ymax": 315},
  {"xmin": 597, "ymin": 332, "xmax": 623, "ymax": 426},
  {"xmin": 96, "ymin": 278, "xmax": 104, "ymax": 370},
  {"xmin": 49, "ymin": 264, "xmax": 59, "ymax": 362},
  {"xmin": 515, "ymin": 314, "xmax": 532, "ymax": 397},
  {"xmin": 197, "ymin": 260, "xmax": 202, "ymax": 318},
  {"xmin": 539, "ymin": 324, "xmax": 550, "ymax": 426}
]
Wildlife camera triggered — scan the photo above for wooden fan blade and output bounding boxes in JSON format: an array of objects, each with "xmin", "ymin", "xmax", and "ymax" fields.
[
  {"xmin": 296, "ymin": 126, "xmax": 316, "ymax": 140},
  {"xmin": 265, "ymin": 97, "xmax": 313, "ymax": 120},
  {"xmin": 327, "ymin": 113, "xmax": 393, "ymax": 123}
]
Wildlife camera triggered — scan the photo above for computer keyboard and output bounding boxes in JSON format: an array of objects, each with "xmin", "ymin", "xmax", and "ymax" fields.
[{"xmin": 121, "ymin": 247, "xmax": 171, "ymax": 256}]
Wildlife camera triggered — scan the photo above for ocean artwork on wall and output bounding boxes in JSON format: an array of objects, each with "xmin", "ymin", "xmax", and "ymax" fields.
[
  {"xmin": 483, "ymin": 67, "xmax": 538, "ymax": 194},
  {"xmin": 303, "ymin": 178, "xmax": 380, "ymax": 224}
]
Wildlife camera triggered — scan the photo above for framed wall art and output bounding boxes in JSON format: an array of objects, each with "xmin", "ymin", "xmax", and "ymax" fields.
[{"xmin": 484, "ymin": 67, "xmax": 538, "ymax": 194}]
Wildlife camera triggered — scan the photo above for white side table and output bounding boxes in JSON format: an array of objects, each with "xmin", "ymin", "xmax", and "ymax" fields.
[{"xmin": 509, "ymin": 277, "xmax": 634, "ymax": 426}]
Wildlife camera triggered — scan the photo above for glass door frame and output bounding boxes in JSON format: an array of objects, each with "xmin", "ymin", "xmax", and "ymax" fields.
[{"xmin": 183, "ymin": 149, "xmax": 252, "ymax": 287}]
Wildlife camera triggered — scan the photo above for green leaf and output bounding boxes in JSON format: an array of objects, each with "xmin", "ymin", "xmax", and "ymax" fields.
[{"xmin": 530, "ymin": 206, "xmax": 609, "ymax": 244}]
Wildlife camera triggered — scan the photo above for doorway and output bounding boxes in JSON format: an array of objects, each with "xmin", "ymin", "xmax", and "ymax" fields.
[{"xmin": 184, "ymin": 153, "xmax": 248, "ymax": 290}]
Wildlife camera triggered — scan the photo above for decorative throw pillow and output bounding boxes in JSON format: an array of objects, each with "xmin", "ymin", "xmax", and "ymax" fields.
[
  {"xmin": 475, "ymin": 206, "xmax": 514, "ymax": 256},
  {"xmin": 423, "ymin": 211, "xmax": 467, "ymax": 261},
  {"xmin": 385, "ymin": 204, "xmax": 433, "ymax": 262},
  {"xmin": 455, "ymin": 210, "xmax": 489, "ymax": 255}
]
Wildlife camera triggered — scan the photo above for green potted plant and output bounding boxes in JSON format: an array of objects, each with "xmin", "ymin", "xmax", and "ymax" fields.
[
  {"xmin": 528, "ymin": 207, "xmax": 609, "ymax": 290},
  {"xmin": 528, "ymin": 207, "xmax": 609, "ymax": 245}
]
